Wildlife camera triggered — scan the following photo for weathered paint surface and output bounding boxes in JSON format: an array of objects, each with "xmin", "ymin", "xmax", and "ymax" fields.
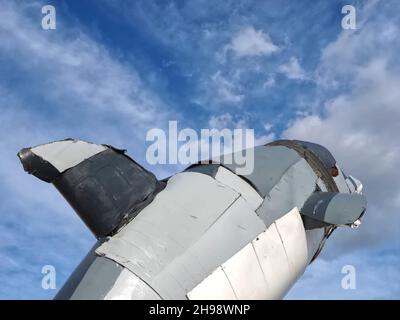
[{"xmin": 17, "ymin": 139, "xmax": 367, "ymax": 300}]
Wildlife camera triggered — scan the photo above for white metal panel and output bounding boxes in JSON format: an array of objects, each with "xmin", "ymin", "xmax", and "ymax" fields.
[
  {"xmin": 187, "ymin": 208, "xmax": 309, "ymax": 301},
  {"xmin": 31, "ymin": 140, "xmax": 106, "ymax": 172},
  {"xmin": 187, "ymin": 267, "xmax": 236, "ymax": 300},
  {"xmin": 252, "ymin": 223, "xmax": 292, "ymax": 299},
  {"xmin": 183, "ymin": 196, "xmax": 265, "ymax": 275},
  {"xmin": 126, "ymin": 172, "xmax": 240, "ymax": 247},
  {"xmin": 96, "ymin": 172, "xmax": 241, "ymax": 298},
  {"xmin": 274, "ymin": 207, "xmax": 308, "ymax": 278},
  {"xmin": 214, "ymin": 166, "xmax": 263, "ymax": 210},
  {"xmin": 97, "ymin": 230, "xmax": 194, "ymax": 299},
  {"xmin": 104, "ymin": 269, "xmax": 161, "ymax": 300},
  {"xmin": 145, "ymin": 195, "xmax": 265, "ymax": 295},
  {"xmin": 97, "ymin": 236, "xmax": 167, "ymax": 280},
  {"xmin": 121, "ymin": 219, "xmax": 206, "ymax": 292},
  {"xmin": 97, "ymin": 173, "xmax": 309, "ymax": 300},
  {"xmin": 222, "ymin": 243, "xmax": 268, "ymax": 299}
]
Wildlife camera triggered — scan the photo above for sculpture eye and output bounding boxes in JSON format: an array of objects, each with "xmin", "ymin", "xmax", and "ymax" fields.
[{"xmin": 331, "ymin": 165, "xmax": 339, "ymax": 177}]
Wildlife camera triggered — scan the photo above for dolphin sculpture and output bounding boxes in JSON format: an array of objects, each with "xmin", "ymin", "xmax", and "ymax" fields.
[{"xmin": 18, "ymin": 138, "xmax": 366, "ymax": 299}]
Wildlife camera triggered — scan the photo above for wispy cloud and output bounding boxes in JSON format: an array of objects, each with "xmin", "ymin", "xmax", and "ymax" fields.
[
  {"xmin": 0, "ymin": 0, "xmax": 178, "ymax": 298},
  {"xmin": 287, "ymin": 246, "xmax": 400, "ymax": 299},
  {"xmin": 0, "ymin": 1, "xmax": 173, "ymax": 143},
  {"xmin": 220, "ymin": 26, "xmax": 278, "ymax": 60},
  {"xmin": 0, "ymin": 0, "xmax": 398, "ymax": 300},
  {"xmin": 279, "ymin": 56, "xmax": 308, "ymax": 80},
  {"xmin": 283, "ymin": 0, "xmax": 400, "ymax": 258},
  {"xmin": 211, "ymin": 71, "xmax": 244, "ymax": 104}
]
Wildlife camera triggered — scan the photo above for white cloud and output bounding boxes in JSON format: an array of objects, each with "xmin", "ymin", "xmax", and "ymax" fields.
[
  {"xmin": 283, "ymin": 1, "xmax": 400, "ymax": 256},
  {"xmin": 262, "ymin": 75, "xmax": 276, "ymax": 88},
  {"xmin": 0, "ymin": 1, "xmax": 172, "ymax": 140},
  {"xmin": 211, "ymin": 71, "xmax": 244, "ymax": 104},
  {"xmin": 0, "ymin": 1, "xmax": 178, "ymax": 298},
  {"xmin": 0, "ymin": 0, "xmax": 178, "ymax": 225},
  {"xmin": 263, "ymin": 122, "xmax": 274, "ymax": 132},
  {"xmin": 279, "ymin": 56, "xmax": 308, "ymax": 80},
  {"xmin": 315, "ymin": 0, "xmax": 390, "ymax": 89},
  {"xmin": 284, "ymin": 57, "xmax": 400, "ymax": 254},
  {"xmin": 225, "ymin": 26, "xmax": 278, "ymax": 58},
  {"xmin": 208, "ymin": 113, "xmax": 243, "ymax": 129},
  {"xmin": 287, "ymin": 248, "xmax": 400, "ymax": 299},
  {"xmin": 207, "ymin": 113, "xmax": 275, "ymax": 146},
  {"xmin": 254, "ymin": 133, "xmax": 275, "ymax": 146}
]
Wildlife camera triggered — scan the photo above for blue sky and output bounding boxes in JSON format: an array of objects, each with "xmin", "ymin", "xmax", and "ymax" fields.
[{"xmin": 0, "ymin": 0, "xmax": 399, "ymax": 299}]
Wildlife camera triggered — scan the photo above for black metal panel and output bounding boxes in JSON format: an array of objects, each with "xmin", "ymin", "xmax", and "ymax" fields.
[
  {"xmin": 52, "ymin": 149, "xmax": 162, "ymax": 238},
  {"xmin": 17, "ymin": 148, "xmax": 60, "ymax": 183}
]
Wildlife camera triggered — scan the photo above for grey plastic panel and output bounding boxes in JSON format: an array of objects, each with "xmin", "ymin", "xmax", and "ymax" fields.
[{"xmin": 301, "ymin": 192, "xmax": 367, "ymax": 226}]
